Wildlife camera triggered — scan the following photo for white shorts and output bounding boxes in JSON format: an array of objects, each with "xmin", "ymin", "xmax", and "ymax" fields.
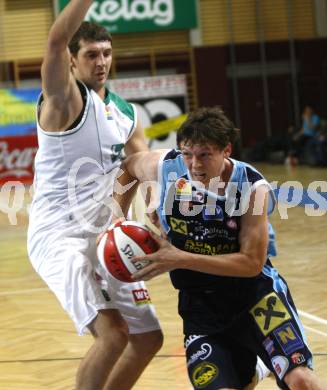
[{"xmin": 33, "ymin": 233, "xmax": 161, "ymax": 336}]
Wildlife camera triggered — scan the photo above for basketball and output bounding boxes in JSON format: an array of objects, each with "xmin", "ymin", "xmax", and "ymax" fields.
[{"xmin": 97, "ymin": 221, "xmax": 158, "ymax": 282}]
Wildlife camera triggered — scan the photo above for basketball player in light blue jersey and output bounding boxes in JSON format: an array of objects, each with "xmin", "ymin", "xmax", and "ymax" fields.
[
  {"xmin": 27, "ymin": 1, "xmax": 163, "ymax": 389},
  {"xmin": 113, "ymin": 106, "xmax": 325, "ymax": 389}
]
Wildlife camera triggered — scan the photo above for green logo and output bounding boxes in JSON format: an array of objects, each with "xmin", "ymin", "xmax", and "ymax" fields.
[
  {"xmin": 57, "ymin": 0, "xmax": 197, "ymax": 33},
  {"xmin": 111, "ymin": 143, "xmax": 124, "ymax": 163}
]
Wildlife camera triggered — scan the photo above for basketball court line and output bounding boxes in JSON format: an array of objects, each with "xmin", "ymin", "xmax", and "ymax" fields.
[
  {"xmin": 303, "ymin": 325, "xmax": 327, "ymax": 338},
  {"xmin": 0, "ymin": 287, "xmax": 48, "ymax": 296},
  {"xmin": 299, "ymin": 310, "xmax": 327, "ymax": 326}
]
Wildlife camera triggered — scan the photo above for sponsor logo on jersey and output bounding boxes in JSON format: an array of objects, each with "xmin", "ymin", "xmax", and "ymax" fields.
[
  {"xmin": 273, "ymin": 322, "xmax": 304, "ymax": 355},
  {"xmin": 105, "ymin": 106, "xmax": 113, "ymax": 120},
  {"xmin": 263, "ymin": 336, "xmax": 275, "ymax": 356},
  {"xmin": 192, "ymin": 190, "xmax": 205, "ymax": 203},
  {"xmin": 250, "ymin": 292, "xmax": 290, "ymax": 336},
  {"xmin": 202, "ymin": 205, "xmax": 224, "ymax": 221},
  {"xmin": 291, "ymin": 352, "xmax": 306, "ymax": 365},
  {"xmin": 132, "ymin": 288, "xmax": 151, "ymax": 305},
  {"xmin": 184, "ymin": 239, "xmax": 237, "ymax": 255},
  {"xmin": 226, "ymin": 217, "xmax": 237, "ymax": 230},
  {"xmin": 175, "ymin": 178, "xmax": 192, "ymax": 201},
  {"xmin": 187, "ymin": 343, "xmax": 212, "ymax": 367},
  {"xmin": 111, "ymin": 143, "xmax": 124, "ymax": 163},
  {"xmin": 192, "ymin": 362, "xmax": 218, "ymax": 388},
  {"xmin": 196, "ymin": 226, "xmax": 226, "ymax": 239},
  {"xmin": 271, "ymin": 355, "xmax": 289, "ymax": 379},
  {"xmin": 170, "ymin": 217, "xmax": 188, "ymax": 235}
]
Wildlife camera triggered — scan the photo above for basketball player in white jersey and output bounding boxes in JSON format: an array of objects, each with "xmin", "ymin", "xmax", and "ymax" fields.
[{"xmin": 27, "ymin": 1, "xmax": 163, "ymax": 389}]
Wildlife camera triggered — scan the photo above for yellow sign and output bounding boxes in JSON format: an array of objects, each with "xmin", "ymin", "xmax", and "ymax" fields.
[
  {"xmin": 170, "ymin": 217, "xmax": 188, "ymax": 235},
  {"xmin": 250, "ymin": 292, "xmax": 290, "ymax": 336},
  {"xmin": 144, "ymin": 114, "xmax": 187, "ymax": 139},
  {"xmin": 0, "ymin": 90, "xmax": 35, "ymax": 126}
]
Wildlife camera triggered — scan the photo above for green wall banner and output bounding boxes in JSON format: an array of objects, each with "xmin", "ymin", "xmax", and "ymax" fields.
[{"xmin": 57, "ymin": 0, "xmax": 197, "ymax": 33}]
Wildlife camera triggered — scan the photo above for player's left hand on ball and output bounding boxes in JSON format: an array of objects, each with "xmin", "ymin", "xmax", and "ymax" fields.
[{"xmin": 131, "ymin": 231, "xmax": 180, "ymax": 281}]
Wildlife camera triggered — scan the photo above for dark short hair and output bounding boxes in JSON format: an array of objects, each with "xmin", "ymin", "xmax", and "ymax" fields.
[
  {"xmin": 68, "ymin": 21, "xmax": 112, "ymax": 56},
  {"xmin": 177, "ymin": 106, "xmax": 239, "ymax": 149}
]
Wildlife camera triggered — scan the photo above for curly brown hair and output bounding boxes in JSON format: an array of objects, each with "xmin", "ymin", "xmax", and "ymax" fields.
[
  {"xmin": 177, "ymin": 106, "xmax": 239, "ymax": 150},
  {"xmin": 68, "ymin": 21, "xmax": 112, "ymax": 56}
]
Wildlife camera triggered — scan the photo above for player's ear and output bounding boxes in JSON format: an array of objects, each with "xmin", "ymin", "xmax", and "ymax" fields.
[
  {"xmin": 223, "ymin": 143, "xmax": 232, "ymax": 158},
  {"xmin": 70, "ymin": 54, "xmax": 77, "ymax": 71}
]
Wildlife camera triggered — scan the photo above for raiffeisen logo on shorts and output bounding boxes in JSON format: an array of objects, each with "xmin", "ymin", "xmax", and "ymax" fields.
[{"xmin": 86, "ymin": 0, "xmax": 174, "ymax": 27}]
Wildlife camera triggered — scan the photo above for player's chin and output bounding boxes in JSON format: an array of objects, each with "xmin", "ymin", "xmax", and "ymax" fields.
[
  {"xmin": 92, "ymin": 77, "xmax": 107, "ymax": 89},
  {"xmin": 191, "ymin": 173, "xmax": 207, "ymax": 183}
]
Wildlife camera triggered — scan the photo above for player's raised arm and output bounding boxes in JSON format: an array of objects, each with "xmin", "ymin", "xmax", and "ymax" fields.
[
  {"xmin": 124, "ymin": 119, "xmax": 149, "ymax": 155},
  {"xmin": 40, "ymin": 0, "xmax": 92, "ymax": 130}
]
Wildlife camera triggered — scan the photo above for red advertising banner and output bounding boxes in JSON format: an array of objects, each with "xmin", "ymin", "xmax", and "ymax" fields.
[{"xmin": 0, "ymin": 135, "xmax": 38, "ymax": 185}]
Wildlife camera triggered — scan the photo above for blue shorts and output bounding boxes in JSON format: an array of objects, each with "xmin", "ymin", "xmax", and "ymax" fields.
[
  {"xmin": 185, "ymin": 333, "xmax": 256, "ymax": 389},
  {"xmin": 183, "ymin": 286, "xmax": 313, "ymax": 389}
]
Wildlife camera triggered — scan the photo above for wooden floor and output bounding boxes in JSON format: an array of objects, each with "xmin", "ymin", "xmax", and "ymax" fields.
[{"xmin": 0, "ymin": 163, "xmax": 327, "ymax": 389}]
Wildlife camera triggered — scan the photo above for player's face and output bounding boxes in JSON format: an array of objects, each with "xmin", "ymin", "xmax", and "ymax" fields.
[
  {"xmin": 71, "ymin": 39, "xmax": 112, "ymax": 92},
  {"xmin": 180, "ymin": 142, "xmax": 231, "ymax": 187}
]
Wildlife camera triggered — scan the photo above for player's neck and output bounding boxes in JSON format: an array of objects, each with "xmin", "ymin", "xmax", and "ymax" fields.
[
  {"xmin": 96, "ymin": 86, "xmax": 107, "ymax": 101},
  {"xmin": 220, "ymin": 158, "xmax": 233, "ymax": 186}
]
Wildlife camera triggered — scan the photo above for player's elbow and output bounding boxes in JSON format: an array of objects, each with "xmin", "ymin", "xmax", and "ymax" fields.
[
  {"xmin": 241, "ymin": 251, "xmax": 265, "ymax": 277},
  {"xmin": 249, "ymin": 254, "xmax": 265, "ymax": 277},
  {"xmin": 121, "ymin": 156, "xmax": 138, "ymax": 179},
  {"xmin": 47, "ymin": 27, "xmax": 69, "ymax": 52}
]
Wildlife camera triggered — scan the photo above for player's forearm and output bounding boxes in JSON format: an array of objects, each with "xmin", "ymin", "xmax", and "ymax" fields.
[
  {"xmin": 113, "ymin": 165, "xmax": 139, "ymax": 218},
  {"xmin": 48, "ymin": 0, "xmax": 93, "ymax": 48},
  {"xmin": 177, "ymin": 250, "xmax": 264, "ymax": 278}
]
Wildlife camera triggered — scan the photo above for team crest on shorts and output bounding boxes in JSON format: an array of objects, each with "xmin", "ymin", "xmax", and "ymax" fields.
[
  {"xmin": 250, "ymin": 292, "xmax": 290, "ymax": 336},
  {"xmin": 192, "ymin": 362, "xmax": 218, "ymax": 389}
]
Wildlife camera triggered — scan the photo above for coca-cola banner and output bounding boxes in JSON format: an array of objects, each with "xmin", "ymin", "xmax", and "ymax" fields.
[{"xmin": 0, "ymin": 135, "xmax": 38, "ymax": 184}]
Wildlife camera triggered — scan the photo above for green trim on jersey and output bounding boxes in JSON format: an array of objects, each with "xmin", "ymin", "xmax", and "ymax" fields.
[
  {"xmin": 108, "ymin": 91, "xmax": 134, "ymax": 122},
  {"xmin": 103, "ymin": 87, "xmax": 110, "ymax": 105}
]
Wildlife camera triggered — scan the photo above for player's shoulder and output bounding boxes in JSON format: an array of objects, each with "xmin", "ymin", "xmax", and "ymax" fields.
[
  {"xmin": 162, "ymin": 148, "xmax": 182, "ymax": 162},
  {"xmin": 232, "ymin": 158, "xmax": 266, "ymax": 184},
  {"xmin": 108, "ymin": 91, "xmax": 134, "ymax": 121}
]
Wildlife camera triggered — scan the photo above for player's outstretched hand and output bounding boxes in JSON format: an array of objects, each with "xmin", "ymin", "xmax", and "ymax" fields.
[{"xmin": 131, "ymin": 231, "xmax": 181, "ymax": 281}]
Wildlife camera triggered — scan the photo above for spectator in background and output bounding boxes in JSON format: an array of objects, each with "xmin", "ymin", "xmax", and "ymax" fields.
[
  {"xmin": 284, "ymin": 124, "xmax": 298, "ymax": 167},
  {"xmin": 315, "ymin": 119, "xmax": 327, "ymax": 166},
  {"xmin": 294, "ymin": 105, "xmax": 320, "ymax": 163}
]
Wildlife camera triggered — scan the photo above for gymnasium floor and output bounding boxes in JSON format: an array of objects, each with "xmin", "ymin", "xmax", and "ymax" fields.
[{"xmin": 0, "ymin": 163, "xmax": 326, "ymax": 389}]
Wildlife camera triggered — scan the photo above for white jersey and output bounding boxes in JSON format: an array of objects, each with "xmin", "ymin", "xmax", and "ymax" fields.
[
  {"xmin": 27, "ymin": 82, "xmax": 160, "ymax": 337},
  {"xmin": 28, "ymin": 82, "xmax": 137, "ymax": 270}
]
